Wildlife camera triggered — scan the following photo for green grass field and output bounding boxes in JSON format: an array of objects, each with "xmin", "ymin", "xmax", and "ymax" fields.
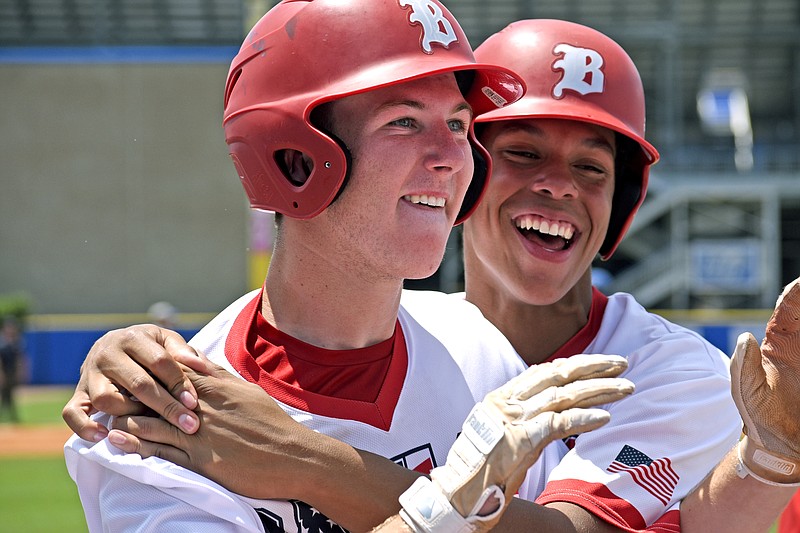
[
  {"xmin": 12, "ymin": 386, "xmax": 74, "ymax": 425},
  {"xmin": 0, "ymin": 387, "xmax": 87, "ymax": 532},
  {"xmin": 0, "ymin": 387, "xmax": 784, "ymax": 532},
  {"xmin": 0, "ymin": 456, "xmax": 87, "ymax": 532}
]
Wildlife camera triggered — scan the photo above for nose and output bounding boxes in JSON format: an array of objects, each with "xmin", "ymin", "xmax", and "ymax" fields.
[
  {"xmin": 530, "ymin": 160, "xmax": 579, "ymax": 199},
  {"xmin": 423, "ymin": 122, "xmax": 469, "ymax": 176}
]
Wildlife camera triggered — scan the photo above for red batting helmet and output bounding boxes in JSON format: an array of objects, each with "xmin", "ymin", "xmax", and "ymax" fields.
[
  {"xmin": 223, "ymin": 0, "xmax": 525, "ymax": 224},
  {"xmin": 474, "ymin": 19, "xmax": 660, "ymax": 259}
]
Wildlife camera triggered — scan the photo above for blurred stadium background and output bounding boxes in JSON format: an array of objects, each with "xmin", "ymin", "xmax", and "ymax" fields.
[{"xmin": 1, "ymin": 0, "xmax": 799, "ymax": 385}]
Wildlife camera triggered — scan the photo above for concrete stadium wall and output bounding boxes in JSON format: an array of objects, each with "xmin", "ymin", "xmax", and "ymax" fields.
[{"xmin": 0, "ymin": 57, "xmax": 250, "ymax": 316}]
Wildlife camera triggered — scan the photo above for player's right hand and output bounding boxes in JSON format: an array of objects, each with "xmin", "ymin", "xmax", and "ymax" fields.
[
  {"xmin": 61, "ymin": 325, "xmax": 205, "ymax": 442},
  {"xmin": 731, "ymin": 276, "xmax": 800, "ymax": 485},
  {"xmin": 399, "ymin": 353, "xmax": 634, "ymax": 533}
]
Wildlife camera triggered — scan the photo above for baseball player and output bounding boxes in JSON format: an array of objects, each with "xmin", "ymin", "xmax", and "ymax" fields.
[
  {"xmin": 63, "ymin": 14, "xmax": 800, "ymax": 533},
  {"xmin": 62, "ymin": 2, "xmax": 635, "ymax": 532}
]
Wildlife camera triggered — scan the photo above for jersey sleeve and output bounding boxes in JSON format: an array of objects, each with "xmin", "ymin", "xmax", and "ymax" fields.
[
  {"xmin": 64, "ymin": 414, "xmax": 265, "ymax": 533},
  {"xmin": 534, "ymin": 330, "xmax": 741, "ymax": 531}
]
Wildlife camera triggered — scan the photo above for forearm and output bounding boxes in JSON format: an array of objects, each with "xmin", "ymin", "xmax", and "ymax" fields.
[
  {"xmin": 372, "ymin": 497, "xmax": 622, "ymax": 533},
  {"xmin": 490, "ymin": 499, "xmax": 624, "ymax": 533},
  {"xmin": 295, "ymin": 439, "xmax": 604, "ymax": 533},
  {"xmin": 681, "ymin": 445, "xmax": 797, "ymax": 533},
  {"xmin": 301, "ymin": 436, "xmax": 422, "ymax": 532}
]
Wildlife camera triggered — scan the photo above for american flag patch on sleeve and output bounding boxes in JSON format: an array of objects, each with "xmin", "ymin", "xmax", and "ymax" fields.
[{"xmin": 607, "ymin": 444, "xmax": 679, "ymax": 506}]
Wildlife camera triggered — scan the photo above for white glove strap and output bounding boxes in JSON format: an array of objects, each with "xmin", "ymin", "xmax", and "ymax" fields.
[
  {"xmin": 399, "ymin": 477, "xmax": 476, "ymax": 533},
  {"xmin": 434, "ymin": 403, "xmax": 504, "ymax": 496},
  {"xmin": 735, "ymin": 441, "xmax": 800, "ymax": 488}
]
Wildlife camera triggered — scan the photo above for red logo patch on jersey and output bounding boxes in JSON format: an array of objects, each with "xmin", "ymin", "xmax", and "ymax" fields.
[{"xmin": 392, "ymin": 443, "xmax": 438, "ymax": 474}]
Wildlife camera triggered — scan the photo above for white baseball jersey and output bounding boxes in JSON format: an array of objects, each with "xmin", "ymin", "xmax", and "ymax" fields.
[
  {"xmin": 65, "ymin": 287, "xmax": 740, "ymax": 532},
  {"xmin": 65, "ymin": 289, "xmax": 523, "ymax": 533},
  {"xmin": 500, "ymin": 288, "xmax": 741, "ymax": 531}
]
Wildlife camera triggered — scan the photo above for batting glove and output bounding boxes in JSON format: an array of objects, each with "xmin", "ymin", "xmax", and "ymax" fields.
[
  {"xmin": 399, "ymin": 353, "xmax": 634, "ymax": 532},
  {"xmin": 731, "ymin": 276, "xmax": 800, "ymax": 486}
]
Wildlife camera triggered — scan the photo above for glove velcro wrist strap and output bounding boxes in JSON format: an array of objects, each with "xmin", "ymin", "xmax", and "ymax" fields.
[
  {"xmin": 434, "ymin": 403, "xmax": 505, "ymax": 496},
  {"xmin": 736, "ymin": 438, "xmax": 800, "ymax": 487},
  {"xmin": 399, "ymin": 477, "xmax": 476, "ymax": 533}
]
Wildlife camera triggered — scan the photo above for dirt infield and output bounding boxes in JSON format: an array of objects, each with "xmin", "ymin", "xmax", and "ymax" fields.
[{"xmin": 0, "ymin": 424, "xmax": 74, "ymax": 457}]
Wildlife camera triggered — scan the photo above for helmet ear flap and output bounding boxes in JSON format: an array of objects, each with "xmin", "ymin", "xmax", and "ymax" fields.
[
  {"xmin": 600, "ymin": 134, "xmax": 649, "ymax": 259},
  {"xmin": 314, "ymin": 128, "xmax": 353, "ymax": 209},
  {"xmin": 227, "ymin": 111, "xmax": 349, "ymax": 219},
  {"xmin": 455, "ymin": 132, "xmax": 490, "ymax": 225}
]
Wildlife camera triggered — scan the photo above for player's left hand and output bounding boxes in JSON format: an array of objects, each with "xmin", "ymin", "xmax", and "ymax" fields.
[
  {"xmin": 731, "ymin": 276, "xmax": 800, "ymax": 485},
  {"xmin": 107, "ymin": 352, "xmax": 331, "ymax": 501}
]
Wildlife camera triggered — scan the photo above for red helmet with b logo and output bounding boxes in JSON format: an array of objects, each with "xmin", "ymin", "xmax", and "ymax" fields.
[
  {"xmin": 223, "ymin": 0, "xmax": 525, "ymax": 223},
  {"xmin": 474, "ymin": 19, "xmax": 660, "ymax": 258}
]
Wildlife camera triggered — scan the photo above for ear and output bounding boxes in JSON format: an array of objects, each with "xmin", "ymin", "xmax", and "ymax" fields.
[{"xmin": 281, "ymin": 149, "xmax": 314, "ymax": 186}]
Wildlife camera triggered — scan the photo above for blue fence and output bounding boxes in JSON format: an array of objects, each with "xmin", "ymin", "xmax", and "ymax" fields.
[
  {"xmin": 20, "ymin": 311, "xmax": 770, "ymax": 386},
  {"xmin": 22, "ymin": 326, "xmax": 201, "ymax": 385}
]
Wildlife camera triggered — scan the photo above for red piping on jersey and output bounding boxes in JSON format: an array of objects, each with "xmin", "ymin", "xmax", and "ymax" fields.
[
  {"xmin": 544, "ymin": 286, "xmax": 608, "ymax": 363},
  {"xmin": 224, "ymin": 290, "xmax": 408, "ymax": 431},
  {"xmin": 536, "ymin": 479, "xmax": 680, "ymax": 532}
]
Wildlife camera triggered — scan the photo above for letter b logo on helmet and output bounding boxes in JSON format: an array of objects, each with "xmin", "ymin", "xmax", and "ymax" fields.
[
  {"xmin": 552, "ymin": 44, "xmax": 605, "ymax": 98},
  {"xmin": 399, "ymin": 0, "xmax": 457, "ymax": 53}
]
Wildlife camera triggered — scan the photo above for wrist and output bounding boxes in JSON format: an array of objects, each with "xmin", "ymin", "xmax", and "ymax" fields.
[
  {"xmin": 736, "ymin": 436, "xmax": 800, "ymax": 486},
  {"xmin": 399, "ymin": 477, "xmax": 476, "ymax": 533}
]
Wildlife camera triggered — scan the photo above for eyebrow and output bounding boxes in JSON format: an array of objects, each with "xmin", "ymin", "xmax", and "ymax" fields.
[
  {"xmin": 498, "ymin": 122, "xmax": 615, "ymax": 156},
  {"xmin": 376, "ymin": 100, "xmax": 473, "ymax": 119}
]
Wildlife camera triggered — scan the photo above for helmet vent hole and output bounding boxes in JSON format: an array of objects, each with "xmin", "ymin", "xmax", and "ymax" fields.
[
  {"xmin": 224, "ymin": 69, "xmax": 243, "ymax": 109},
  {"xmin": 293, "ymin": 202, "xmax": 299, "ymax": 209},
  {"xmin": 274, "ymin": 149, "xmax": 314, "ymax": 187}
]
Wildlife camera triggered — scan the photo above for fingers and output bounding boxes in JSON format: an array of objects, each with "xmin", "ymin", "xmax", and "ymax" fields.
[
  {"xmin": 172, "ymin": 347, "xmax": 215, "ymax": 375},
  {"xmin": 730, "ymin": 332, "xmax": 768, "ymax": 444},
  {"xmin": 514, "ymin": 377, "xmax": 634, "ymax": 421},
  {"xmin": 62, "ymin": 388, "xmax": 110, "ymax": 443},
  {"xmin": 84, "ymin": 363, "xmax": 149, "ymax": 417},
  {"xmin": 91, "ymin": 326, "xmax": 201, "ymax": 434},
  {"xmin": 765, "ymin": 277, "xmax": 800, "ymax": 354},
  {"xmin": 772, "ymin": 277, "xmax": 800, "ymax": 328},
  {"xmin": 110, "ymin": 415, "xmax": 190, "ymax": 463},
  {"xmin": 62, "ymin": 360, "xmax": 149, "ymax": 440},
  {"xmin": 502, "ymin": 354, "xmax": 628, "ymax": 401},
  {"xmin": 107, "ymin": 428, "xmax": 191, "ymax": 468},
  {"xmin": 180, "ymin": 351, "xmax": 230, "ymax": 383},
  {"xmin": 531, "ymin": 407, "xmax": 613, "ymax": 444},
  {"xmin": 558, "ymin": 353, "xmax": 630, "ymax": 380},
  {"xmin": 125, "ymin": 326, "xmax": 200, "ymax": 410},
  {"xmin": 730, "ymin": 332, "xmax": 763, "ymax": 398},
  {"xmin": 162, "ymin": 330, "xmax": 210, "ymax": 382}
]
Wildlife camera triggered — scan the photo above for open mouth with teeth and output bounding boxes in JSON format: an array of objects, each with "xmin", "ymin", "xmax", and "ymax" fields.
[
  {"xmin": 514, "ymin": 214, "xmax": 575, "ymax": 251},
  {"xmin": 403, "ymin": 194, "xmax": 446, "ymax": 208}
]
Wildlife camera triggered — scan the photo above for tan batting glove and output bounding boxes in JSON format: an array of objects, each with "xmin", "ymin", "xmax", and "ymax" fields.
[
  {"xmin": 731, "ymin": 277, "xmax": 800, "ymax": 486},
  {"xmin": 398, "ymin": 354, "xmax": 634, "ymax": 533}
]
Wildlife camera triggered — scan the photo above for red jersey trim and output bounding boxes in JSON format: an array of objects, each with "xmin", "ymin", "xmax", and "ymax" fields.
[
  {"xmin": 224, "ymin": 290, "xmax": 408, "ymax": 431},
  {"xmin": 536, "ymin": 479, "xmax": 680, "ymax": 532},
  {"xmin": 545, "ymin": 287, "xmax": 608, "ymax": 363},
  {"xmin": 778, "ymin": 493, "xmax": 800, "ymax": 533}
]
